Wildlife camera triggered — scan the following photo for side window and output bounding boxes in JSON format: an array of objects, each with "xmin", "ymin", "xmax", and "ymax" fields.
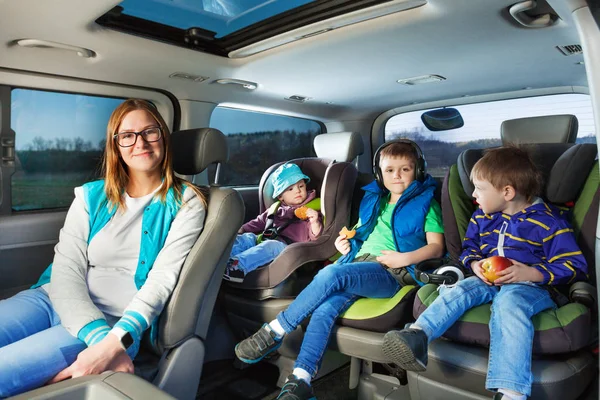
[
  {"xmin": 209, "ymin": 107, "xmax": 322, "ymax": 185},
  {"xmin": 385, "ymin": 94, "xmax": 597, "ymax": 178},
  {"xmin": 11, "ymin": 89, "xmax": 123, "ymax": 211}
]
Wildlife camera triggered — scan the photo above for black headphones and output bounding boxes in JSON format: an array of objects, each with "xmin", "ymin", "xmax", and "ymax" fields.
[
  {"xmin": 414, "ymin": 258, "xmax": 465, "ymax": 285},
  {"xmin": 372, "ymin": 139, "xmax": 427, "ymax": 189}
]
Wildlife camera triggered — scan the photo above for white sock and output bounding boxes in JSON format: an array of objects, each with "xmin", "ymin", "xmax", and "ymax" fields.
[
  {"xmin": 292, "ymin": 368, "xmax": 312, "ymax": 385},
  {"xmin": 499, "ymin": 389, "xmax": 526, "ymax": 400},
  {"xmin": 268, "ymin": 319, "xmax": 285, "ymax": 338},
  {"xmin": 410, "ymin": 324, "xmax": 423, "ymax": 331}
]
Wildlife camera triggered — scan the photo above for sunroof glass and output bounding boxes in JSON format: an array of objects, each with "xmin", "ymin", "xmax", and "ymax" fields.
[{"xmin": 118, "ymin": 0, "xmax": 316, "ymax": 38}]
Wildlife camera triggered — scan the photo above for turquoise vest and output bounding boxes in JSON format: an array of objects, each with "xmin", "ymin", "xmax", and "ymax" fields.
[{"xmin": 33, "ymin": 180, "xmax": 183, "ymax": 289}]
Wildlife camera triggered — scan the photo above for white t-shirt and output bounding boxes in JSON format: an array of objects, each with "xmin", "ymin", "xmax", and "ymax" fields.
[{"xmin": 87, "ymin": 189, "xmax": 158, "ymax": 317}]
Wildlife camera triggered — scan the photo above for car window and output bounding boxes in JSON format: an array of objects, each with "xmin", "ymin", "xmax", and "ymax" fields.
[
  {"xmin": 11, "ymin": 88, "xmax": 123, "ymax": 211},
  {"xmin": 209, "ymin": 106, "xmax": 322, "ymax": 186},
  {"xmin": 384, "ymin": 94, "xmax": 596, "ymax": 178}
]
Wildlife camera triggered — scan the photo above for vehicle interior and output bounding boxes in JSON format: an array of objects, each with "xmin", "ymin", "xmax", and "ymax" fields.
[{"xmin": 1, "ymin": 0, "xmax": 599, "ymax": 399}]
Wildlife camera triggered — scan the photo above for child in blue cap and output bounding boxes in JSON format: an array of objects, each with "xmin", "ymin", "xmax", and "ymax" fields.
[{"xmin": 223, "ymin": 163, "xmax": 323, "ymax": 283}]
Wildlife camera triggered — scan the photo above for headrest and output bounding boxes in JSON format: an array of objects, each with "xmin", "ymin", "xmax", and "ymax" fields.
[
  {"xmin": 313, "ymin": 132, "xmax": 364, "ymax": 162},
  {"xmin": 456, "ymin": 144, "xmax": 597, "ymax": 204},
  {"xmin": 501, "ymin": 115, "xmax": 578, "ymax": 144},
  {"xmin": 171, "ymin": 128, "xmax": 229, "ymax": 175},
  {"xmin": 547, "ymin": 144, "xmax": 597, "ymax": 203}
]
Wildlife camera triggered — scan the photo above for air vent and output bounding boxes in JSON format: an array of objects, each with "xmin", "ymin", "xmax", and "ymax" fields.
[
  {"xmin": 397, "ymin": 75, "xmax": 446, "ymax": 85},
  {"xmin": 556, "ymin": 45, "xmax": 582, "ymax": 56},
  {"xmin": 285, "ymin": 95, "xmax": 310, "ymax": 103},
  {"xmin": 169, "ymin": 72, "xmax": 209, "ymax": 82}
]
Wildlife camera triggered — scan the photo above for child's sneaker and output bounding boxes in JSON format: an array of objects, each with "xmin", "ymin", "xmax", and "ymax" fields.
[
  {"xmin": 382, "ymin": 328, "xmax": 428, "ymax": 372},
  {"xmin": 223, "ymin": 259, "xmax": 245, "ymax": 283},
  {"xmin": 235, "ymin": 323, "xmax": 283, "ymax": 363},
  {"xmin": 276, "ymin": 375, "xmax": 316, "ymax": 400}
]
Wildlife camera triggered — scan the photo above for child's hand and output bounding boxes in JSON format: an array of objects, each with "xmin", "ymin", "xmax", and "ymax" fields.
[
  {"xmin": 305, "ymin": 208, "xmax": 319, "ymax": 222},
  {"xmin": 376, "ymin": 250, "xmax": 410, "ymax": 270},
  {"xmin": 471, "ymin": 259, "xmax": 493, "ymax": 285},
  {"xmin": 335, "ymin": 234, "xmax": 351, "ymax": 255},
  {"xmin": 493, "ymin": 259, "xmax": 544, "ymax": 285}
]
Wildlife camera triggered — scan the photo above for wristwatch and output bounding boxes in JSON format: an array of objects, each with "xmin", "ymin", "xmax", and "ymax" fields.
[{"xmin": 120, "ymin": 332, "xmax": 134, "ymax": 350}]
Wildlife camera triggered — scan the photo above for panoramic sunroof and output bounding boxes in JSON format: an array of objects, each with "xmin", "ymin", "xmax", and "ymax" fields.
[
  {"xmin": 117, "ymin": 0, "xmax": 315, "ymax": 38},
  {"xmin": 96, "ymin": 0, "xmax": 426, "ymax": 58}
]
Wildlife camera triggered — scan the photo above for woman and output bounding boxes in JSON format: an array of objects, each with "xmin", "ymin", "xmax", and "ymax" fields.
[{"xmin": 0, "ymin": 99, "xmax": 207, "ymax": 397}]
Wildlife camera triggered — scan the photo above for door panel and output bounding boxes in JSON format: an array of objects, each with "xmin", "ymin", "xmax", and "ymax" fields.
[{"xmin": 0, "ymin": 212, "xmax": 65, "ymax": 298}]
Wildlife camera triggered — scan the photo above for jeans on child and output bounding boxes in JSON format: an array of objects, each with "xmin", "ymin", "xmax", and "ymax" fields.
[
  {"xmin": 414, "ymin": 276, "xmax": 556, "ymax": 396},
  {"xmin": 230, "ymin": 232, "xmax": 287, "ymax": 274},
  {"xmin": 276, "ymin": 261, "xmax": 400, "ymax": 377},
  {"xmin": 0, "ymin": 287, "xmax": 87, "ymax": 397}
]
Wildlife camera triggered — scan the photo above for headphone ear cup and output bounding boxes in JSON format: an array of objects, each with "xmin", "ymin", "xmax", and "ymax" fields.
[{"xmin": 434, "ymin": 266, "xmax": 465, "ymax": 285}]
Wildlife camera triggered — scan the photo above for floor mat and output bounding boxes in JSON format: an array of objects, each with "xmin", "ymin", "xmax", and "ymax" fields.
[{"xmin": 198, "ymin": 359, "xmax": 280, "ymax": 400}]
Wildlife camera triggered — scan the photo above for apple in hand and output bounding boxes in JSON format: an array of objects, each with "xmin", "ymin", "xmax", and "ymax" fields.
[{"xmin": 481, "ymin": 256, "xmax": 513, "ymax": 282}]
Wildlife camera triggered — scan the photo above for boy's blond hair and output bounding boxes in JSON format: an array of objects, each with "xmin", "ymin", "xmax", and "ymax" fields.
[{"xmin": 471, "ymin": 146, "xmax": 541, "ymax": 202}]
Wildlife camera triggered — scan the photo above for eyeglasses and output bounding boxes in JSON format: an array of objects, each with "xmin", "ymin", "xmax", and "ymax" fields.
[{"xmin": 113, "ymin": 127, "xmax": 162, "ymax": 147}]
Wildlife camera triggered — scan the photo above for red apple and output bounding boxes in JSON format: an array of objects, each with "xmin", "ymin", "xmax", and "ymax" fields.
[{"xmin": 481, "ymin": 256, "xmax": 512, "ymax": 282}]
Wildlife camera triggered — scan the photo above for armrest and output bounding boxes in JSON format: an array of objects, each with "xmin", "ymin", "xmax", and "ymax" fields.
[
  {"xmin": 569, "ymin": 281, "xmax": 597, "ymax": 310},
  {"xmin": 9, "ymin": 372, "xmax": 175, "ymax": 400}
]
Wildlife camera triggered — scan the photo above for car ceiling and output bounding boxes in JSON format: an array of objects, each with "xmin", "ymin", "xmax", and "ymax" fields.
[{"xmin": 0, "ymin": 0, "xmax": 587, "ymax": 123}]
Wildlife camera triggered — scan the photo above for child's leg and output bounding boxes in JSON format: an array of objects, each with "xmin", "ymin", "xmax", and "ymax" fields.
[
  {"xmin": 276, "ymin": 262, "xmax": 399, "ymax": 334},
  {"xmin": 486, "ymin": 283, "xmax": 555, "ymax": 397},
  {"xmin": 0, "ymin": 288, "xmax": 86, "ymax": 397},
  {"xmin": 229, "ymin": 232, "xmax": 259, "ymax": 258},
  {"xmin": 382, "ymin": 277, "xmax": 497, "ymax": 371},
  {"xmin": 294, "ymin": 292, "xmax": 357, "ymax": 380},
  {"xmin": 415, "ymin": 276, "xmax": 498, "ymax": 341},
  {"xmin": 235, "ymin": 262, "xmax": 398, "ymax": 364},
  {"xmin": 235, "ymin": 239, "xmax": 287, "ymax": 274}
]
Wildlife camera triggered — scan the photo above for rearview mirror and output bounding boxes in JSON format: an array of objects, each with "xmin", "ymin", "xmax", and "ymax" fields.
[{"xmin": 421, "ymin": 108, "xmax": 464, "ymax": 131}]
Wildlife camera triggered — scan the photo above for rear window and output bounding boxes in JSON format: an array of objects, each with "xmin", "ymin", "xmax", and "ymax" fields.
[{"xmin": 384, "ymin": 94, "xmax": 596, "ymax": 177}]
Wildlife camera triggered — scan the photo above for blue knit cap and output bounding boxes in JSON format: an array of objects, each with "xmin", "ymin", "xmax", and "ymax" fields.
[{"xmin": 271, "ymin": 163, "xmax": 310, "ymax": 199}]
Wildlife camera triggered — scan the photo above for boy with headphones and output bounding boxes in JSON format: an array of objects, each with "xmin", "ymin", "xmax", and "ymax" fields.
[
  {"xmin": 382, "ymin": 146, "xmax": 587, "ymax": 400},
  {"xmin": 233, "ymin": 140, "xmax": 445, "ymax": 400}
]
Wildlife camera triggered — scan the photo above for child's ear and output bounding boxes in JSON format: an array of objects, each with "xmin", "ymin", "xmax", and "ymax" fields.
[
  {"xmin": 503, "ymin": 185, "xmax": 516, "ymax": 201},
  {"xmin": 277, "ymin": 194, "xmax": 283, "ymax": 201}
]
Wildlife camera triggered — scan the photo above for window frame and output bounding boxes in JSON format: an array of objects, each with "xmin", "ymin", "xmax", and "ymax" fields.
[
  {"xmin": 206, "ymin": 105, "xmax": 325, "ymax": 188},
  {"xmin": 0, "ymin": 73, "xmax": 177, "ymax": 215}
]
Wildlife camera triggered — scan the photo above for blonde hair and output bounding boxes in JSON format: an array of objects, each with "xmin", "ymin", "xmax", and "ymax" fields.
[
  {"xmin": 102, "ymin": 99, "xmax": 207, "ymax": 209},
  {"xmin": 471, "ymin": 146, "xmax": 541, "ymax": 202}
]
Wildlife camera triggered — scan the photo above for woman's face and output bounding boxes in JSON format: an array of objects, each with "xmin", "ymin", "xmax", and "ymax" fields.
[{"xmin": 116, "ymin": 109, "xmax": 164, "ymax": 176}]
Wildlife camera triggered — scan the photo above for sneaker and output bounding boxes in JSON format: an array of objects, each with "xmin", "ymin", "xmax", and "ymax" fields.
[
  {"xmin": 276, "ymin": 375, "xmax": 316, "ymax": 400},
  {"xmin": 223, "ymin": 259, "xmax": 245, "ymax": 283},
  {"xmin": 235, "ymin": 323, "xmax": 283, "ymax": 363},
  {"xmin": 382, "ymin": 328, "xmax": 428, "ymax": 372}
]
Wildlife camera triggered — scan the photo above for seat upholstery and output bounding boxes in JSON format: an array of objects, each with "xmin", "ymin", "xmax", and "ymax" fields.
[
  {"xmin": 136, "ymin": 128, "xmax": 245, "ymax": 400},
  {"xmin": 501, "ymin": 114, "xmax": 578, "ymax": 144},
  {"xmin": 223, "ymin": 132, "xmax": 362, "ymax": 294},
  {"xmin": 414, "ymin": 144, "xmax": 598, "ymax": 356}
]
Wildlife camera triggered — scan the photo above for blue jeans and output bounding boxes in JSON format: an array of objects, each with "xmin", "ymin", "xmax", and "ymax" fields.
[
  {"xmin": 230, "ymin": 232, "xmax": 287, "ymax": 274},
  {"xmin": 415, "ymin": 276, "xmax": 556, "ymax": 396},
  {"xmin": 276, "ymin": 262, "xmax": 400, "ymax": 376},
  {"xmin": 0, "ymin": 288, "xmax": 87, "ymax": 397}
]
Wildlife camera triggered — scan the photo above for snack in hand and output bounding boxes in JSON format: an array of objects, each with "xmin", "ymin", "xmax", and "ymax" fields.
[
  {"xmin": 294, "ymin": 206, "xmax": 309, "ymax": 220},
  {"xmin": 339, "ymin": 226, "xmax": 356, "ymax": 239},
  {"xmin": 481, "ymin": 256, "xmax": 512, "ymax": 282}
]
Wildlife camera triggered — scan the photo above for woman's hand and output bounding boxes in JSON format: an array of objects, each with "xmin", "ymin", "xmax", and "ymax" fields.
[
  {"xmin": 471, "ymin": 259, "xmax": 493, "ymax": 285},
  {"xmin": 493, "ymin": 259, "xmax": 544, "ymax": 285},
  {"xmin": 376, "ymin": 250, "xmax": 410, "ymax": 270},
  {"xmin": 48, "ymin": 333, "xmax": 133, "ymax": 384},
  {"xmin": 335, "ymin": 234, "xmax": 351, "ymax": 255}
]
